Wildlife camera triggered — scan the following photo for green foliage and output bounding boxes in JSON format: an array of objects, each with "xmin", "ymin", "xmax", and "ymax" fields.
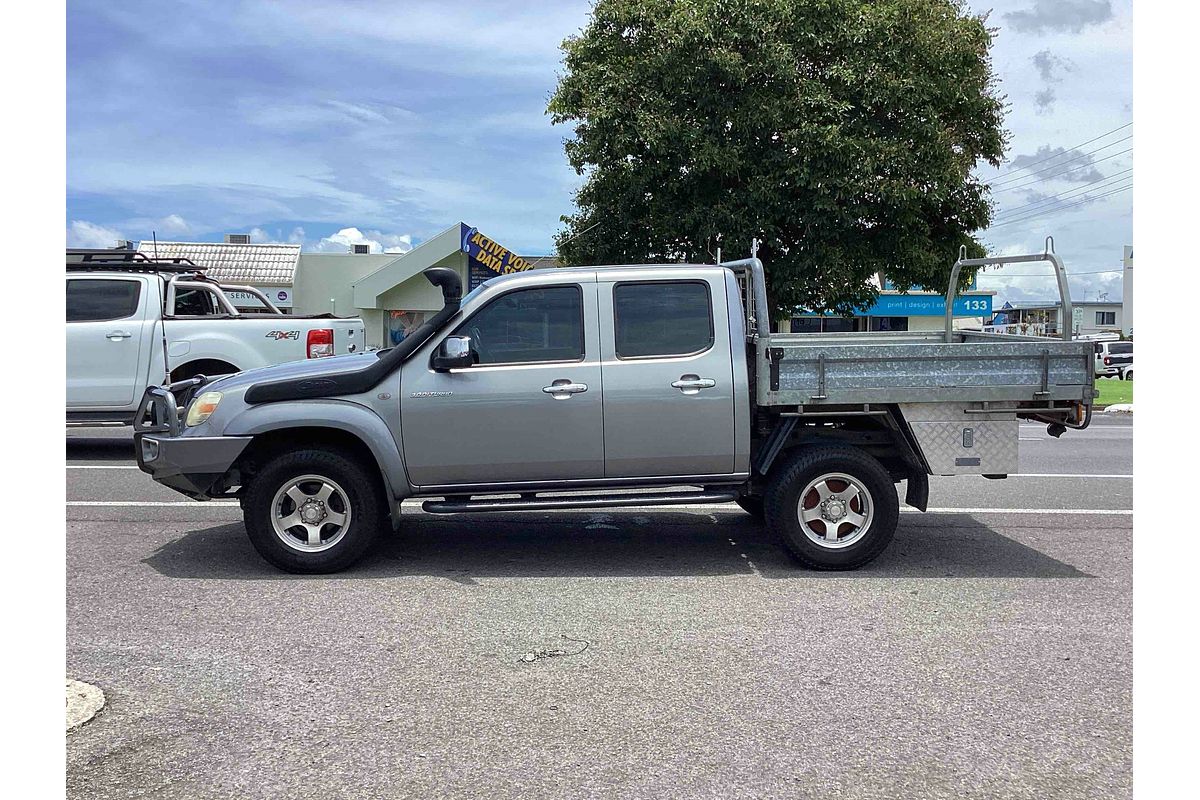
[{"xmin": 548, "ymin": 0, "xmax": 1007, "ymax": 316}]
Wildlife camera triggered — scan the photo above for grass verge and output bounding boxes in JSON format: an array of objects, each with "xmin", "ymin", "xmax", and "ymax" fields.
[{"xmin": 1095, "ymin": 378, "xmax": 1133, "ymax": 407}]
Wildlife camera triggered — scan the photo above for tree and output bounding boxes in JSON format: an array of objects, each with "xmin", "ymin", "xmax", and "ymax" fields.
[{"xmin": 548, "ymin": 0, "xmax": 1007, "ymax": 318}]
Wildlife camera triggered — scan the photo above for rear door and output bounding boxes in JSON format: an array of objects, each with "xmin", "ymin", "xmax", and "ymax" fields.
[
  {"xmin": 66, "ymin": 276, "xmax": 154, "ymax": 408},
  {"xmin": 597, "ymin": 272, "xmax": 736, "ymax": 477}
]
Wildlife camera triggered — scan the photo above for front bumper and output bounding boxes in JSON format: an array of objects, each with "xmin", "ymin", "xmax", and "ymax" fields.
[{"xmin": 134, "ymin": 384, "xmax": 252, "ymax": 500}]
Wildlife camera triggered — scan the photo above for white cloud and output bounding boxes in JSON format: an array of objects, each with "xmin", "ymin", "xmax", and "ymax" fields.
[
  {"xmin": 1005, "ymin": 1, "xmax": 1113, "ymax": 35},
  {"xmin": 242, "ymin": 225, "xmax": 310, "ymax": 246},
  {"xmin": 310, "ymin": 226, "xmax": 413, "ymax": 254},
  {"xmin": 67, "ymin": 220, "xmax": 126, "ymax": 248},
  {"xmin": 159, "ymin": 213, "xmax": 191, "ymax": 235}
]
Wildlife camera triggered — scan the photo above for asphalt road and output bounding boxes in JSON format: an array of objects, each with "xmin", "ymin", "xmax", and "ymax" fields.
[{"xmin": 65, "ymin": 417, "xmax": 1132, "ymax": 799}]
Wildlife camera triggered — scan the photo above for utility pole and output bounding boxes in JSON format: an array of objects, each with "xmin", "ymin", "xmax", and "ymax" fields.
[{"xmin": 1121, "ymin": 245, "xmax": 1133, "ymax": 337}]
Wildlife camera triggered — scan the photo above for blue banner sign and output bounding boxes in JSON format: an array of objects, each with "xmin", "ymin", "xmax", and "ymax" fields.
[
  {"xmin": 461, "ymin": 224, "xmax": 537, "ymax": 289},
  {"xmin": 864, "ymin": 293, "xmax": 992, "ymax": 317}
]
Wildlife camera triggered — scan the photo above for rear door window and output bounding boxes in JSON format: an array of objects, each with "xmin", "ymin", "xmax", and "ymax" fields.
[
  {"xmin": 1109, "ymin": 343, "xmax": 1132, "ymax": 355},
  {"xmin": 66, "ymin": 279, "xmax": 142, "ymax": 322},
  {"xmin": 613, "ymin": 281, "xmax": 713, "ymax": 358}
]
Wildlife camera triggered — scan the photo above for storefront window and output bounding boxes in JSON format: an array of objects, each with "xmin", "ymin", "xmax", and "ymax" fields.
[
  {"xmin": 869, "ymin": 316, "xmax": 909, "ymax": 332},
  {"xmin": 790, "ymin": 316, "xmax": 865, "ymax": 333},
  {"xmin": 388, "ymin": 311, "xmax": 427, "ymax": 345},
  {"xmin": 790, "ymin": 317, "xmax": 823, "ymax": 333}
]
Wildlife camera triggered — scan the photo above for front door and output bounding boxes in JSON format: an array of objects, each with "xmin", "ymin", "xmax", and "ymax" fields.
[
  {"xmin": 66, "ymin": 277, "xmax": 152, "ymax": 408},
  {"xmin": 400, "ymin": 281, "xmax": 604, "ymax": 488},
  {"xmin": 597, "ymin": 275, "xmax": 736, "ymax": 477}
]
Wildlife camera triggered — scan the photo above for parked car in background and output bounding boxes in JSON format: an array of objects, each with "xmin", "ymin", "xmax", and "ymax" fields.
[
  {"xmin": 67, "ymin": 249, "xmax": 366, "ymax": 425},
  {"xmin": 1117, "ymin": 363, "xmax": 1133, "ymax": 381},
  {"xmin": 1094, "ymin": 340, "xmax": 1133, "ymax": 377}
]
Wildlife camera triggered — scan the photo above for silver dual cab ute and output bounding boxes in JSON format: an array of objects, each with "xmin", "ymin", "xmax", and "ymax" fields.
[{"xmin": 136, "ymin": 243, "xmax": 1096, "ymax": 573}]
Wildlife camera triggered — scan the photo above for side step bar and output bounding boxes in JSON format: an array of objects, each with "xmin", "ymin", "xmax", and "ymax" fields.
[{"xmin": 421, "ymin": 490, "xmax": 739, "ymax": 514}]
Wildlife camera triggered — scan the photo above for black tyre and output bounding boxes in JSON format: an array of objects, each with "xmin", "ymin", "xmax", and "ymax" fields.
[
  {"xmin": 736, "ymin": 496, "xmax": 765, "ymax": 520},
  {"xmin": 764, "ymin": 446, "xmax": 899, "ymax": 570},
  {"xmin": 242, "ymin": 447, "xmax": 383, "ymax": 573}
]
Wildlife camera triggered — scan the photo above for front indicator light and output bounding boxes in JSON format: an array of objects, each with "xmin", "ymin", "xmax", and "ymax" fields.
[{"xmin": 185, "ymin": 391, "xmax": 223, "ymax": 427}]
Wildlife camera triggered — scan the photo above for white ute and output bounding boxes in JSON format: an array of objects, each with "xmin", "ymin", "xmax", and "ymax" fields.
[{"xmin": 66, "ymin": 248, "xmax": 366, "ymax": 425}]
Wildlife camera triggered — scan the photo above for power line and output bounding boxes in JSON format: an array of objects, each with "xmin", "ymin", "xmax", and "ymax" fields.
[
  {"xmin": 529, "ymin": 220, "xmax": 603, "ymax": 268},
  {"xmin": 992, "ymin": 169, "xmax": 1133, "ymax": 219},
  {"xmin": 986, "ymin": 183, "xmax": 1131, "ymax": 229},
  {"xmin": 991, "ymin": 183, "xmax": 1131, "ymax": 228},
  {"xmin": 985, "ymin": 121, "xmax": 1132, "ymax": 183},
  {"xmin": 991, "ymin": 148, "xmax": 1132, "ymax": 194},
  {"xmin": 989, "ymin": 134, "xmax": 1132, "ymax": 188},
  {"xmin": 994, "ymin": 170, "xmax": 1131, "ymax": 218}
]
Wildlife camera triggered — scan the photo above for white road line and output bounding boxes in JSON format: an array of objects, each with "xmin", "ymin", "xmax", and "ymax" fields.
[
  {"xmin": 67, "ymin": 465, "xmax": 140, "ymax": 469},
  {"xmin": 67, "ymin": 501, "xmax": 240, "ymax": 506},
  {"xmin": 908, "ymin": 508, "xmax": 1131, "ymax": 515},
  {"xmin": 635, "ymin": 505, "xmax": 1132, "ymax": 515},
  {"xmin": 990, "ymin": 473, "xmax": 1132, "ymax": 478},
  {"xmin": 64, "ymin": 500, "xmax": 1132, "ymax": 515}
]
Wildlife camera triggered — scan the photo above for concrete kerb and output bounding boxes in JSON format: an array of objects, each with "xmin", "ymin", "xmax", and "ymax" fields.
[
  {"xmin": 1103, "ymin": 404, "xmax": 1134, "ymax": 414},
  {"xmin": 66, "ymin": 678, "xmax": 105, "ymax": 731}
]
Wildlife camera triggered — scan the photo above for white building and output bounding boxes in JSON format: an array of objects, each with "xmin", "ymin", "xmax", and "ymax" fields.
[
  {"xmin": 139, "ymin": 224, "xmax": 557, "ymax": 349},
  {"xmin": 989, "ymin": 300, "xmax": 1126, "ymax": 338},
  {"xmin": 137, "ymin": 236, "xmax": 300, "ymax": 309}
]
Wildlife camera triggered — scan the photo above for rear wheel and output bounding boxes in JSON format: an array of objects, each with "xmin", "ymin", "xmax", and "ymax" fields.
[
  {"xmin": 243, "ymin": 448, "xmax": 383, "ymax": 573},
  {"xmin": 765, "ymin": 446, "xmax": 899, "ymax": 570}
]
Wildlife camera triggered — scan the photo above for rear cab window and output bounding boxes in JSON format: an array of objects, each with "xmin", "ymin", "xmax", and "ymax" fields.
[
  {"xmin": 66, "ymin": 278, "xmax": 142, "ymax": 322},
  {"xmin": 613, "ymin": 281, "xmax": 714, "ymax": 358},
  {"xmin": 1109, "ymin": 343, "xmax": 1132, "ymax": 355},
  {"xmin": 172, "ymin": 287, "xmax": 224, "ymax": 316}
]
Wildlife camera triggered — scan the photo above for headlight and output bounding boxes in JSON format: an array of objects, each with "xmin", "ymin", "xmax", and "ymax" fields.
[{"xmin": 185, "ymin": 391, "xmax": 223, "ymax": 427}]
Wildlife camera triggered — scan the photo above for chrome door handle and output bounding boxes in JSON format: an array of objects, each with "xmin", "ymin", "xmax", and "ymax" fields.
[
  {"xmin": 672, "ymin": 375, "xmax": 716, "ymax": 394},
  {"xmin": 106, "ymin": 330, "xmax": 133, "ymax": 340},
  {"xmin": 542, "ymin": 380, "xmax": 588, "ymax": 399}
]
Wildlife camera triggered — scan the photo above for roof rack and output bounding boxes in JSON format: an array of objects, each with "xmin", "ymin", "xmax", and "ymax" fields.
[{"xmin": 66, "ymin": 248, "xmax": 204, "ymax": 274}]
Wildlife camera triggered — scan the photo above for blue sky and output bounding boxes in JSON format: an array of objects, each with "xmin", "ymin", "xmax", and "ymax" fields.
[{"xmin": 67, "ymin": 0, "xmax": 1132, "ymax": 302}]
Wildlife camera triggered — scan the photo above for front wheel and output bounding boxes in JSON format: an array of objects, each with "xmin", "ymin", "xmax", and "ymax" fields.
[
  {"xmin": 765, "ymin": 447, "xmax": 899, "ymax": 570},
  {"xmin": 242, "ymin": 448, "xmax": 383, "ymax": 573}
]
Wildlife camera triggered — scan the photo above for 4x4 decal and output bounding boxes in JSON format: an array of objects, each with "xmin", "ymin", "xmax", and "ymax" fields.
[{"xmin": 265, "ymin": 330, "xmax": 300, "ymax": 340}]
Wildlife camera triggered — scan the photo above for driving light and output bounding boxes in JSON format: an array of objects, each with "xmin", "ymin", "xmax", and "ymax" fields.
[{"xmin": 185, "ymin": 391, "xmax": 223, "ymax": 427}]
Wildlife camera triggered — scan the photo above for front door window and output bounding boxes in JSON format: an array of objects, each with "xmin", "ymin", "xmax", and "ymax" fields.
[{"xmin": 454, "ymin": 286, "xmax": 583, "ymax": 365}]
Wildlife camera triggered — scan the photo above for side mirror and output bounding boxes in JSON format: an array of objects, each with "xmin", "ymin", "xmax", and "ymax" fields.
[{"xmin": 431, "ymin": 335, "xmax": 476, "ymax": 371}]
